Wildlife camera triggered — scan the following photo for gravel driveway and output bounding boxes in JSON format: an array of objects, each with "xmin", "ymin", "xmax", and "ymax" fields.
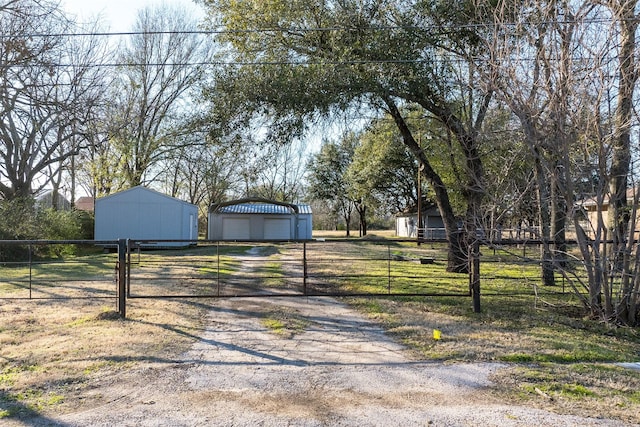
[{"xmin": 22, "ymin": 295, "xmax": 622, "ymax": 427}]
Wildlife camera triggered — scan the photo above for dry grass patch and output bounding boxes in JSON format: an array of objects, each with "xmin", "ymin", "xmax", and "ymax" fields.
[
  {"xmin": 348, "ymin": 296, "xmax": 640, "ymax": 424},
  {"xmin": 492, "ymin": 363, "xmax": 640, "ymax": 425},
  {"xmin": 0, "ymin": 296, "xmax": 209, "ymax": 419}
]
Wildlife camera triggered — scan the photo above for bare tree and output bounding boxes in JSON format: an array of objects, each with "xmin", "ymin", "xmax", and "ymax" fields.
[
  {"xmin": 482, "ymin": 0, "xmax": 593, "ymax": 285},
  {"xmin": 485, "ymin": 0, "xmax": 640, "ymax": 324},
  {"xmin": 157, "ymin": 128, "xmax": 245, "ymax": 227},
  {"xmin": 107, "ymin": 3, "xmax": 210, "ymax": 187},
  {"xmin": 244, "ymin": 140, "xmax": 308, "ymax": 203},
  {"xmin": 0, "ymin": 0, "xmax": 107, "ymax": 201}
]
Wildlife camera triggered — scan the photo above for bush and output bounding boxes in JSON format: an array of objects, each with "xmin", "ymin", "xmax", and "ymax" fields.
[
  {"xmin": 0, "ymin": 198, "xmax": 39, "ymax": 261},
  {"xmin": 0, "ymin": 198, "xmax": 39, "ymax": 239},
  {"xmin": 74, "ymin": 210, "xmax": 95, "ymax": 240},
  {"xmin": 37, "ymin": 209, "xmax": 95, "ymax": 257},
  {"xmin": 39, "ymin": 209, "xmax": 82, "ymax": 240},
  {"xmin": 0, "ymin": 198, "xmax": 95, "ymax": 260}
]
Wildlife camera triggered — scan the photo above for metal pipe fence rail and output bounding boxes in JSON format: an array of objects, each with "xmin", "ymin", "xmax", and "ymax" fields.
[
  {"xmin": 0, "ymin": 238, "xmax": 582, "ymax": 318},
  {"xmin": 0, "ymin": 239, "xmax": 123, "ymax": 313}
]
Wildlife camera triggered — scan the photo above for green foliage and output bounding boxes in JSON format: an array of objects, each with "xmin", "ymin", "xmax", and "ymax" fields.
[
  {"xmin": 0, "ymin": 198, "xmax": 39, "ymax": 240},
  {"xmin": 38, "ymin": 209, "xmax": 81, "ymax": 241},
  {"xmin": 307, "ymin": 135, "xmax": 359, "ymax": 232},
  {"xmin": 0, "ymin": 198, "xmax": 39, "ymax": 261},
  {"xmin": 0, "ymin": 198, "xmax": 95, "ymax": 260},
  {"xmin": 347, "ymin": 117, "xmax": 417, "ymax": 214}
]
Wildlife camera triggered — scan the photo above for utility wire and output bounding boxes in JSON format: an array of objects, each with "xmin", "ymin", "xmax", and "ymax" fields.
[
  {"xmin": 0, "ymin": 55, "xmax": 613, "ymax": 68},
  {"xmin": 0, "ymin": 17, "xmax": 626, "ymax": 39}
]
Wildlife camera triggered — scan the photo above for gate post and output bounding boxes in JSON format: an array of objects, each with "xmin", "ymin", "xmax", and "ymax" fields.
[
  {"xmin": 303, "ymin": 241, "xmax": 307, "ymax": 295},
  {"xmin": 469, "ymin": 238, "xmax": 481, "ymax": 313},
  {"xmin": 117, "ymin": 238, "xmax": 127, "ymax": 318},
  {"xmin": 126, "ymin": 239, "xmax": 132, "ymax": 297}
]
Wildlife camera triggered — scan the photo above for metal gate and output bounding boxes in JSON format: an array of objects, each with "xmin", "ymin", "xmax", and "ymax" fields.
[{"xmin": 123, "ymin": 239, "xmax": 471, "ymax": 302}]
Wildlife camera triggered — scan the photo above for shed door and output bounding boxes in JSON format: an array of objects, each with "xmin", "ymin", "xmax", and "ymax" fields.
[
  {"xmin": 264, "ymin": 218, "xmax": 291, "ymax": 240},
  {"xmin": 222, "ymin": 218, "xmax": 251, "ymax": 240}
]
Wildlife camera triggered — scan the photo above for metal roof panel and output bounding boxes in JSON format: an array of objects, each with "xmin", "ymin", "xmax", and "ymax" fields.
[{"xmin": 216, "ymin": 203, "xmax": 312, "ymax": 215}]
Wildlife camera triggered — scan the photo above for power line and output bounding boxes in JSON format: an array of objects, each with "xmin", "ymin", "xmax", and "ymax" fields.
[
  {"xmin": 0, "ymin": 53, "xmax": 616, "ymax": 68},
  {"xmin": 2, "ymin": 17, "xmax": 627, "ymax": 39},
  {"xmin": 0, "ymin": 59, "xmax": 439, "ymax": 68}
]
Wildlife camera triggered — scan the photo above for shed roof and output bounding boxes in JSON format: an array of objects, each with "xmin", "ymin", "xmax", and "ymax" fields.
[
  {"xmin": 578, "ymin": 188, "xmax": 638, "ymax": 209},
  {"xmin": 217, "ymin": 203, "xmax": 299, "ymax": 215},
  {"xmin": 209, "ymin": 197, "xmax": 311, "ymax": 215},
  {"xmin": 96, "ymin": 186, "xmax": 195, "ymax": 207}
]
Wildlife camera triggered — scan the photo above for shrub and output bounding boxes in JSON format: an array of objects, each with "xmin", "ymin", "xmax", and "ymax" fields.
[
  {"xmin": 0, "ymin": 198, "xmax": 39, "ymax": 261},
  {"xmin": 0, "ymin": 198, "xmax": 95, "ymax": 260},
  {"xmin": 0, "ymin": 198, "xmax": 39, "ymax": 240}
]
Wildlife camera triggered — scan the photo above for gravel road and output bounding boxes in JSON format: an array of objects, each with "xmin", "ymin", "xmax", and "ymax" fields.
[{"xmin": 19, "ymin": 295, "xmax": 623, "ymax": 427}]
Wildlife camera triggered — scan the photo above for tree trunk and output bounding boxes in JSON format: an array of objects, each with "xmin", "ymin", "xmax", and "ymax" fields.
[
  {"xmin": 358, "ymin": 204, "xmax": 367, "ymax": 237},
  {"xmin": 551, "ymin": 165, "xmax": 568, "ymax": 269},
  {"xmin": 342, "ymin": 203, "xmax": 352, "ymax": 237},
  {"xmin": 534, "ymin": 148, "xmax": 556, "ymax": 286},
  {"xmin": 608, "ymin": 2, "xmax": 637, "ymax": 324},
  {"xmin": 383, "ymin": 97, "xmax": 468, "ymax": 273}
]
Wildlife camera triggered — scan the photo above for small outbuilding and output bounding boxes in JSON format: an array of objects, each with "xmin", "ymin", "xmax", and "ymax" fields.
[
  {"xmin": 208, "ymin": 198, "xmax": 312, "ymax": 241},
  {"xmin": 36, "ymin": 190, "xmax": 72, "ymax": 211},
  {"xmin": 95, "ymin": 186, "xmax": 198, "ymax": 246},
  {"xmin": 396, "ymin": 205, "xmax": 446, "ymax": 240},
  {"xmin": 578, "ymin": 188, "xmax": 639, "ymax": 239}
]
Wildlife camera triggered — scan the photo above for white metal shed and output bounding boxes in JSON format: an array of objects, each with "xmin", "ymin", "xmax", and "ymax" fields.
[
  {"xmin": 395, "ymin": 206, "xmax": 446, "ymax": 239},
  {"xmin": 208, "ymin": 198, "xmax": 312, "ymax": 241},
  {"xmin": 94, "ymin": 186, "xmax": 198, "ymax": 246}
]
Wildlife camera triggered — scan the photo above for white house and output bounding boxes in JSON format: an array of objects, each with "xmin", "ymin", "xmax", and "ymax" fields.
[
  {"xmin": 94, "ymin": 186, "xmax": 198, "ymax": 247},
  {"xmin": 208, "ymin": 198, "xmax": 312, "ymax": 241}
]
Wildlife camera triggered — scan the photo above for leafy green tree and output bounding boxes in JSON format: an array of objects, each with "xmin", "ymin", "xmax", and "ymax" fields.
[
  {"xmin": 200, "ymin": 0, "xmax": 494, "ymax": 272},
  {"xmin": 307, "ymin": 135, "xmax": 358, "ymax": 236},
  {"xmin": 347, "ymin": 117, "xmax": 418, "ymax": 218}
]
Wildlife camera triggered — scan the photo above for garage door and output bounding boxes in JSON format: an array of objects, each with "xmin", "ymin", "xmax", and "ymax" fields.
[
  {"xmin": 222, "ymin": 218, "xmax": 251, "ymax": 240},
  {"xmin": 264, "ymin": 218, "xmax": 291, "ymax": 240}
]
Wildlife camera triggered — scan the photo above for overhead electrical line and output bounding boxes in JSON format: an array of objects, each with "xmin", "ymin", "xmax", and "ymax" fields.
[{"xmin": 1, "ymin": 16, "xmax": 626, "ymax": 39}]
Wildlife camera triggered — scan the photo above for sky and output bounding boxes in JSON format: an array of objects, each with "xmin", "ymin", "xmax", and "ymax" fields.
[{"xmin": 62, "ymin": 0, "xmax": 204, "ymax": 33}]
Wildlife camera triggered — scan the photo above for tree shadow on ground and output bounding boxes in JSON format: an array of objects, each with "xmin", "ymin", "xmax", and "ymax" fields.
[{"xmin": 0, "ymin": 390, "xmax": 70, "ymax": 426}]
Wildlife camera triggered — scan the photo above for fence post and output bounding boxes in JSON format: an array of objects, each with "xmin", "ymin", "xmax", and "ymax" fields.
[
  {"xmin": 28, "ymin": 244, "xmax": 32, "ymax": 299},
  {"xmin": 126, "ymin": 239, "xmax": 131, "ymax": 297},
  {"xmin": 303, "ymin": 241, "xmax": 307, "ymax": 295},
  {"xmin": 117, "ymin": 239, "xmax": 127, "ymax": 318},
  {"xmin": 216, "ymin": 241, "xmax": 220, "ymax": 297},
  {"xmin": 469, "ymin": 239, "xmax": 481, "ymax": 313},
  {"xmin": 388, "ymin": 243, "xmax": 391, "ymax": 294}
]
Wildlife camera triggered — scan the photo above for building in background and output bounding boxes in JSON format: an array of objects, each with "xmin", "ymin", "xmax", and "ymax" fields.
[
  {"xmin": 395, "ymin": 205, "xmax": 446, "ymax": 240},
  {"xmin": 208, "ymin": 198, "xmax": 312, "ymax": 241},
  {"xmin": 94, "ymin": 186, "xmax": 198, "ymax": 247}
]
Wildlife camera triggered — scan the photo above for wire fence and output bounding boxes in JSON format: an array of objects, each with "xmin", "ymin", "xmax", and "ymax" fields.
[{"xmin": 0, "ymin": 240, "xmax": 119, "ymax": 300}]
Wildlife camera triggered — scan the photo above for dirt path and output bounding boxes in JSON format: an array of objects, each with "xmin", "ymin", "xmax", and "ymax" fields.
[{"xmin": 13, "ymin": 295, "xmax": 616, "ymax": 427}]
